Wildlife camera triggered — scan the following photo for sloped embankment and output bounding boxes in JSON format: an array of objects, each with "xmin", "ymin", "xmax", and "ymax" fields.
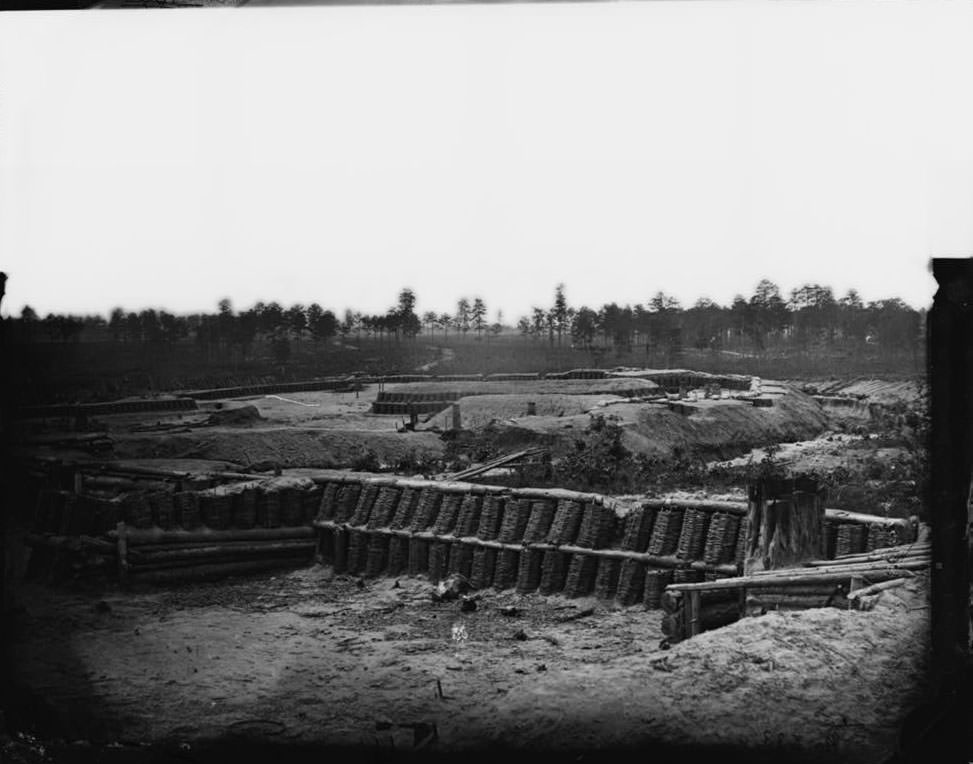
[{"xmin": 457, "ymin": 385, "xmax": 832, "ymax": 464}]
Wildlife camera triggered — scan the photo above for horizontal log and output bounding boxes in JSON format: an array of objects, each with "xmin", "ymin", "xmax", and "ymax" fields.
[
  {"xmin": 135, "ymin": 541, "xmax": 317, "ymax": 562},
  {"xmin": 824, "ymin": 508, "xmax": 913, "ymax": 530},
  {"xmin": 808, "ymin": 555, "xmax": 930, "ymax": 568},
  {"xmin": 111, "ymin": 526, "xmax": 315, "ymax": 545},
  {"xmin": 830, "ymin": 543, "xmax": 929, "ymax": 563},
  {"xmin": 128, "ymin": 547, "xmax": 313, "ymax": 570},
  {"xmin": 743, "ymin": 585, "xmax": 848, "ymax": 597},
  {"xmin": 511, "ymin": 487, "xmax": 603, "ymax": 504},
  {"xmin": 667, "ymin": 566, "xmax": 921, "ymax": 592},
  {"xmin": 128, "ymin": 555, "xmax": 310, "ymax": 583},
  {"xmin": 311, "ymin": 522, "xmax": 738, "ymax": 575},
  {"xmin": 25, "ymin": 533, "xmax": 121, "ymax": 555}
]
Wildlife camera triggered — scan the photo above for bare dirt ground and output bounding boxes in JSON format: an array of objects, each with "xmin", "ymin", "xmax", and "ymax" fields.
[{"xmin": 4, "ymin": 566, "xmax": 929, "ymax": 763}]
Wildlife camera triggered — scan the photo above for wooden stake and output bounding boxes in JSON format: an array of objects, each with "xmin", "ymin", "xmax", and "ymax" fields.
[{"xmin": 116, "ymin": 521, "xmax": 129, "ymax": 584}]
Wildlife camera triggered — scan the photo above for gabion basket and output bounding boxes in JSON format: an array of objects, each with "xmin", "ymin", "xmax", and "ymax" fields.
[
  {"xmin": 593, "ymin": 558, "xmax": 621, "ymax": 600},
  {"xmin": 368, "ymin": 487, "xmax": 401, "ymax": 529},
  {"xmin": 317, "ymin": 482, "xmax": 340, "ymax": 522},
  {"xmin": 516, "ymin": 548, "xmax": 544, "ymax": 593},
  {"xmin": 642, "ymin": 568, "xmax": 673, "ymax": 609},
  {"xmin": 523, "ymin": 500, "xmax": 556, "ymax": 544},
  {"xmin": 476, "ymin": 496, "xmax": 505, "ymax": 541},
  {"xmin": 493, "ymin": 548, "xmax": 520, "ymax": 590},
  {"xmin": 389, "ymin": 487, "xmax": 419, "ymax": 530},
  {"xmin": 453, "ymin": 495, "xmax": 482, "ymax": 538},
  {"xmin": 563, "ymin": 554, "xmax": 598, "ymax": 598},
  {"xmin": 409, "ymin": 488, "xmax": 443, "ymax": 532},
  {"xmin": 497, "ymin": 498, "xmax": 531, "ymax": 544},
  {"xmin": 431, "ymin": 494, "xmax": 462, "ymax": 536},
  {"xmin": 470, "ymin": 547, "xmax": 497, "ymax": 589},
  {"xmin": 348, "ymin": 483, "xmax": 379, "ymax": 527},
  {"xmin": 539, "ymin": 551, "xmax": 570, "ymax": 595}
]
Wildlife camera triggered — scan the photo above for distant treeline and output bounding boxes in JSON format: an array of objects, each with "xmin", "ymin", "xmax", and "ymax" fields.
[{"xmin": 7, "ymin": 279, "xmax": 924, "ymax": 363}]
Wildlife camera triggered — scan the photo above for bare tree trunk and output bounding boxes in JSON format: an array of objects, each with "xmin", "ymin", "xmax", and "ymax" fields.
[{"xmin": 744, "ymin": 478, "xmax": 825, "ymax": 576}]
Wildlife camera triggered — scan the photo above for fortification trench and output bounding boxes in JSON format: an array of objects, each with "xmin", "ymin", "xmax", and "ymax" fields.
[{"xmin": 5, "ymin": 565, "xmax": 927, "ymax": 762}]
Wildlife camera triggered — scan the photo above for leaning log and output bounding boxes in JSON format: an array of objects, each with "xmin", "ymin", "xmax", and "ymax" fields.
[
  {"xmin": 824, "ymin": 543, "xmax": 930, "ymax": 565},
  {"xmin": 133, "ymin": 541, "xmax": 317, "ymax": 562},
  {"xmin": 847, "ymin": 577, "xmax": 911, "ymax": 602},
  {"xmin": 747, "ymin": 558, "xmax": 928, "ymax": 578},
  {"xmin": 666, "ymin": 565, "xmax": 921, "ymax": 592}
]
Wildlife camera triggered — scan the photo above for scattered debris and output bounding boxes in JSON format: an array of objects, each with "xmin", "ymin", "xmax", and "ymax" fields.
[
  {"xmin": 554, "ymin": 607, "xmax": 595, "ymax": 624},
  {"xmin": 432, "ymin": 574, "xmax": 471, "ymax": 602}
]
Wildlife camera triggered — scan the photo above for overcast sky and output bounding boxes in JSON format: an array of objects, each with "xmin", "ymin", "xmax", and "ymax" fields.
[{"xmin": 1, "ymin": 2, "xmax": 971, "ymax": 322}]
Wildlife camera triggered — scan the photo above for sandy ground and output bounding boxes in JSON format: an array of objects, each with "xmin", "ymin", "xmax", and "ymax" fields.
[{"xmin": 4, "ymin": 566, "xmax": 929, "ymax": 763}]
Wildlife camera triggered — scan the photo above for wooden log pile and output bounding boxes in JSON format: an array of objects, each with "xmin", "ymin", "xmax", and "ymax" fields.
[
  {"xmin": 25, "ymin": 474, "xmax": 322, "ymax": 583},
  {"xmin": 661, "ymin": 539, "xmax": 930, "ymax": 643}
]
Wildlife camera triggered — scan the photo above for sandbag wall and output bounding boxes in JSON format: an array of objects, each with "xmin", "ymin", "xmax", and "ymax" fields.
[
  {"xmin": 312, "ymin": 475, "xmax": 743, "ymax": 609},
  {"xmin": 25, "ymin": 477, "xmax": 322, "ymax": 583}
]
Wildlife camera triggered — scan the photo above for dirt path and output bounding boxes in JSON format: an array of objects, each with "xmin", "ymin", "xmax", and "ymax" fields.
[{"xmin": 4, "ymin": 567, "xmax": 928, "ymax": 761}]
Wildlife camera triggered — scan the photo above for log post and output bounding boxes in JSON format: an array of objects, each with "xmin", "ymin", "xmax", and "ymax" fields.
[
  {"xmin": 116, "ymin": 521, "xmax": 129, "ymax": 584},
  {"xmin": 744, "ymin": 477, "xmax": 825, "ymax": 576},
  {"xmin": 688, "ymin": 590, "xmax": 701, "ymax": 637},
  {"xmin": 451, "ymin": 403, "xmax": 461, "ymax": 431}
]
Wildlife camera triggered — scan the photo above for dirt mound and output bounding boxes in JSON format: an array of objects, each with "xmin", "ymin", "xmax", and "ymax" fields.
[
  {"xmin": 617, "ymin": 387, "xmax": 831, "ymax": 461},
  {"xmin": 471, "ymin": 386, "xmax": 832, "ymax": 465},
  {"xmin": 206, "ymin": 404, "xmax": 264, "ymax": 426}
]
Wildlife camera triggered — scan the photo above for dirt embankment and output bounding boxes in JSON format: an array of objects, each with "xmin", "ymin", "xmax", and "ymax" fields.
[{"xmin": 456, "ymin": 385, "xmax": 833, "ymax": 465}]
